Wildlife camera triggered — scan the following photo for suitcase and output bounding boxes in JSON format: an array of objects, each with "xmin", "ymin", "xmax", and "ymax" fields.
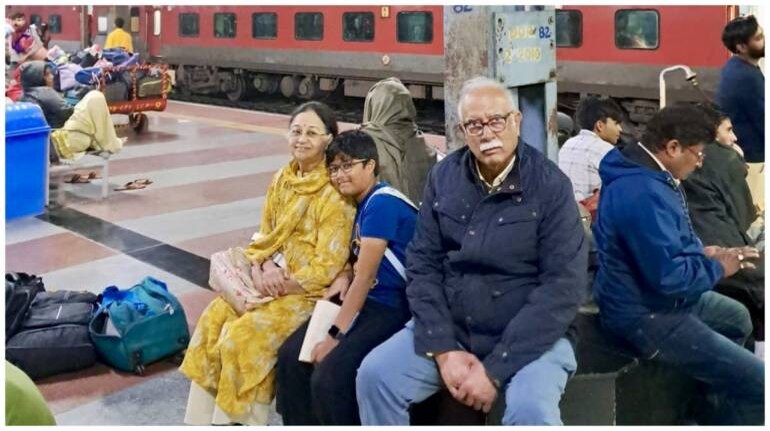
[{"xmin": 104, "ymin": 81, "xmax": 128, "ymax": 103}]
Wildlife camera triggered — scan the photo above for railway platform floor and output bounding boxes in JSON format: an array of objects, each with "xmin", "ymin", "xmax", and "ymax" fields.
[{"xmin": 4, "ymin": 101, "xmax": 446, "ymax": 425}]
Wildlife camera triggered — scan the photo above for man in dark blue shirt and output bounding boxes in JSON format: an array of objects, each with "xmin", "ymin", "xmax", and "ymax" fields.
[
  {"xmin": 716, "ymin": 15, "xmax": 765, "ymax": 163},
  {"xmin": 356, "ymin": 77, "xmax": 586, "ymax": 425}
]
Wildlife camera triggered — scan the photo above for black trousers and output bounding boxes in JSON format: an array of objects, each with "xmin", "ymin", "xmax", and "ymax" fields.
[{"xmin": 275, "ymin": 298, "xmax": 410, "ymax": 425}]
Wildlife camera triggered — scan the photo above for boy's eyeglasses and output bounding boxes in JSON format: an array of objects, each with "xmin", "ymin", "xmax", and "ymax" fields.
[{"xmin": 328, "ymin": 159, "xmax": 367, "ymax": 176}]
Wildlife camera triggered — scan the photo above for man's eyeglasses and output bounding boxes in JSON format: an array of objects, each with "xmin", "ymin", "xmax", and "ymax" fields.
[
  {"xmin": 328, "ymin": 159, "xmax": 367, "ymax": 176},
  {"xmin": 288, "ymin": 128, "xmax": 329, "ymax": 140},
  {"xmin": 461, "ymin": 111, "xmax": 515, "ymax": 137},
  {"xmin": 685, "ymin": 146, "xmax": 705, "ymax": 161}
]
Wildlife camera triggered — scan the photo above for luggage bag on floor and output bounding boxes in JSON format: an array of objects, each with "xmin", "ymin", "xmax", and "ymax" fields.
[
  {"xmin": 5, "ymin": 289, "xmax": 99, "ymax": 380},
  {"xmin": 89, "ymin": 276, "xmax": 190, "ymax": 374}
]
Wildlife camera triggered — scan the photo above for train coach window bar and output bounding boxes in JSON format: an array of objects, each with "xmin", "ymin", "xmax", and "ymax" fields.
[
  {"xmin": 295, "ymin": 12, "xmax": 323, "ymax": 41},
  {"xmin": 343, "ymin": 12, "xmax": 374, "ymax": 42},
  {"xmin": 179, "ymin": 13, "xmax": 199, "ymax": 37},
  {"xmin": 130, "ymin": 7, "xmax": 140, "ymax": 33},
  {"xmin": 214, "ymin": 13, "xmax": 236, "ymax": 38},
  {"xmin": 397, "ymin": 11, "xmax": 432, "ymax": 44},
  {"xmin": 615, "ymin": 9, "xmax": 659, "ymax": 50},
  {"xmin": 48, "ymin": 14, "xmax": 62, "ymax": 34},
  {"xmin": 555, "ymin": 10, "xmax": 581, "ymax": 47},
  {"xmin": 252, "ymin": 12, "xmax": 277, "ymax": 39}
]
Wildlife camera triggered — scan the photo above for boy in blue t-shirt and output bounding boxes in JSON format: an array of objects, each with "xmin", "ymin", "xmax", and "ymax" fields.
[{"xmin": 276, "ymin": 130, "xmax": 417, "ymax": 425}]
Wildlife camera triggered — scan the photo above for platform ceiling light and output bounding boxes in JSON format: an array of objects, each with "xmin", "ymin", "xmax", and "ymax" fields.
[{"xmin": 381, "ymin": 7, "xmax": 390, "ymax": 18}]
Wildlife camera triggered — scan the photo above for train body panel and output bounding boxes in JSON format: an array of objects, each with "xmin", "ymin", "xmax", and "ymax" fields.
[{"xmin": 8, "ymin": 4, "xmax": 743, "ymax": 120}]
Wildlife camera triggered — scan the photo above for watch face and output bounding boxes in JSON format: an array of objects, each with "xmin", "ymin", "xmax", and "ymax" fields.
[{"xmin": 328, "ymin": 325, "xmax": 340, "ymax": 338}]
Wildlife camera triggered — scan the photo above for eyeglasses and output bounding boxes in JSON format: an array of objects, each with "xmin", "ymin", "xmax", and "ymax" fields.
[
  {"xmin": 328, "ymin": 159, "xmax": 367, "ymax": 176},
  {"xmin": 287, "ymin": 127, "xmax": 329, "ymax": 140},
  {"xmin": 685, "ymin": 146, "xmax": 705, "ymax": 161},
  {"xmin": 461, "ymin": 111, "xmax": 515, "ymax": 137}
]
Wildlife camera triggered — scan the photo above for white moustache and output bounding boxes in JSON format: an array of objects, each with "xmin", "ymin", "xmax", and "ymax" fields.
[{"xmin": 479, "ymin": 140, "xmax": 504, "ymax": 152}]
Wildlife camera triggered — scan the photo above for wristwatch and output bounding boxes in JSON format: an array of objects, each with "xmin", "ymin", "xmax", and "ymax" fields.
[{"xmin": 328, "ymin": 324, "xmax": 345, "ymax": 340}]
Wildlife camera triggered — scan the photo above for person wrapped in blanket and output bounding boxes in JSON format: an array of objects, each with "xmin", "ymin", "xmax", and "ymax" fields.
[
  {"xmin": 180, "ymin": 101, "xmax": 356, "ymax": 425},
  {"xmin": 19, "ymin": 60, "xmax": 126, "ymax": 161},
  {"xmin": 7, "ymin": 12, "xmax": 47, "ymax": 67}
]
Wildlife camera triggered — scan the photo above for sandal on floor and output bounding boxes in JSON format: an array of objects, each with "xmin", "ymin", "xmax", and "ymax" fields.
[
  {"xmin": 87, "ymin": 171, "xmax": 101, "ymax": 180},
  {"xmin": 65, "ymin": 174, "xmax": 91, "ymax": 184},
  {"xmin": 114, "ymin": 178, "xmax": 153, "ymax": 191}
]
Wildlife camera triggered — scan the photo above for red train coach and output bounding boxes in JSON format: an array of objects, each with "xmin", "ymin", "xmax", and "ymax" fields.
[
  {"xmin": 160, "ymin": 6, "xmax": 444, "ymax": 101},
  {"xmin": 7, "ymin": 5, "xmax": 748, "ymax": 125}
]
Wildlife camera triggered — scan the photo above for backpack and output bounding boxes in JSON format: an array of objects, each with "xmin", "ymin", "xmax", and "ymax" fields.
[
  {"xmin": 6, "ymin": 289, "xmax": 99, "ymax": 380},
  {"xmin": 89, "ymin": 277, "xmax": 190, "ymax": 375},
  {"xmin": 5, "ymin": 273, "xmax": 46, "ymax": 342}
]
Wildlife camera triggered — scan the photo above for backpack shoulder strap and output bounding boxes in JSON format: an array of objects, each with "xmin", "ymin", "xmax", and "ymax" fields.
[{"xmin": 361, "ymin": 186, "xmax": 416, "ymax": 282}]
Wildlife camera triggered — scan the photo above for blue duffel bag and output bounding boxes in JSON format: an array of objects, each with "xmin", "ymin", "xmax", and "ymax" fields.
[{"xmin": 89, "ymin": 276, "xmax": 190, "ymax": 375}]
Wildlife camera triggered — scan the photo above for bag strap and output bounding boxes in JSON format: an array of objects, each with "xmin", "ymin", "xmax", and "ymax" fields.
[{"xmin": 362, "ymin": 186, "xmax": 418, "ymax": 281}]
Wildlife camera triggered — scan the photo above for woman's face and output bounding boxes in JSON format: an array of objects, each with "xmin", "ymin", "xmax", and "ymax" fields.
[{"xmin": 287, "ymin": 110, "xmax": 332, "ymax": 167}]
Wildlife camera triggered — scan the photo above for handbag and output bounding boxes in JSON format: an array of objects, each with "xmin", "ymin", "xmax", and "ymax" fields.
[
  {"xmin": 89, "ymin": 277, "xmax": 189, "ymax": 374},
  {"xmin": 209, "ymin": 247, "xmax": 273, "ymax": 315}
]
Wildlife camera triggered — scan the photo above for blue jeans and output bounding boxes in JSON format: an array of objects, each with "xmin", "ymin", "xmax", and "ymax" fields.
[
  {"xmin": 607, "ymin": 291, "xmax": 764, "ymax": 425},
  {"xmin": 356, "ymin": 320, "xmax": 576, "ymax": 425}
]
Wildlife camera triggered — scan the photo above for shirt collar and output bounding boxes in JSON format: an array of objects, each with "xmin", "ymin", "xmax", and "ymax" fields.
[
  {"xmin": 637, "ymin": 142, "xmax": 680, "ymax": 185},
  {"xmin": 475, "ymin": 154, "xmax": 516, "ymax": 193}
]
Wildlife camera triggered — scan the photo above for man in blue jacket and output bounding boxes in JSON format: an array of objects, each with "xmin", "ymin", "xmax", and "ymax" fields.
[
  {"xmin": 593, "ymin": 104, "xmax": 764, "ymax": 425},
  {"xmin": 356, "ymin": 77, "xmax": 587, "ymax": 425},
  {"xmin": 716, "ymin": 15, "xmax": 764, "ymax": 163}
]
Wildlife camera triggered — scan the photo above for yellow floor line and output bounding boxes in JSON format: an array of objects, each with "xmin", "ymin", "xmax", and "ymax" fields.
[{"xmin": 151, "ymin": 111, "xmax": 286, "ymax": 136}]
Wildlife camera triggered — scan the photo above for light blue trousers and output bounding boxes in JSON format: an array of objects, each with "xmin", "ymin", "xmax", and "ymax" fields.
[{"xmin": 356, "ymin": 320, "xmax": 576, "ymax": 425}]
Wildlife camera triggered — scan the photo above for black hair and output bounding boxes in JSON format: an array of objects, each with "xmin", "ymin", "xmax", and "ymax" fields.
[
  {"xmin": 722, "ymin": 15, "xmax": 759, "ymax": 54},
  {"xmin": 289, "ymin": 101, "xmax": 339, "ymax": 137},
  {"xmin": 692, "ymin": 102, "xmax": 729, "ymax": 130},
  {"xmin": 325, "ymin": 130, "xmax": 380, "ymax": 176},
  {"xmin": 114, "ymin": 17, "xmax": 125, "ymax": 29},
  {"xmin": 641, "ymin": 104, "xmax": 716, "ymax": 152},
  {"xmin": 575, "ymin": 96, "xmax": 624, "ymax": 131},
  {"xmin": 11, "ymin": 12, "xmax": 25, "ymax": 20}
]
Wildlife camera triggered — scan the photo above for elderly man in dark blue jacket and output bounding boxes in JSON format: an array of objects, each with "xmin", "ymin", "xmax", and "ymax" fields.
[
  {"xmin": 593, "ymin": 104, "xmax": 764, "ymax": 425},
  {"xmin": 356, "ymin": 77, "xmax": 587, "ymax": 425}
]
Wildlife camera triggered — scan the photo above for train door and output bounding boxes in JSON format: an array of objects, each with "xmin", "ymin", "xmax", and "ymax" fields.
[{"xmin": 146, "ymin": 7, "xmax": 162, "ymax": 60}]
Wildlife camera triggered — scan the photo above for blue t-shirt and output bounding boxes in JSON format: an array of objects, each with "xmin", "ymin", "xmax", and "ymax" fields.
[{"xmin": 354, "ymin": 182, "xmax": 417, "ymax": 310}]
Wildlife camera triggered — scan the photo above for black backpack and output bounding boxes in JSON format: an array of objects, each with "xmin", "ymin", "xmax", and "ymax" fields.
[{"xmin": 5, "ymin": 272, "xmax": 45, "ymax": 342}]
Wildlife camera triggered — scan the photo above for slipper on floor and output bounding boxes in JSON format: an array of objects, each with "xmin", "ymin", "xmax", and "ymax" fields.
[
  {"xmin": 114, "ymin": 179, "xmax": 153, "ymax": 191},
  {"xmin": 65, "ymin": 174, "xmax": 91, "ymax": 184},
  {"xmin": 87, "ymin": 171, "xmax": 101, "ymax": 180}
]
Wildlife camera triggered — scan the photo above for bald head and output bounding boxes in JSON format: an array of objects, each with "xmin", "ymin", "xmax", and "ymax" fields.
[{"xmin": 457, "ymin": 76, "xmax": 517, "ymax": 121}]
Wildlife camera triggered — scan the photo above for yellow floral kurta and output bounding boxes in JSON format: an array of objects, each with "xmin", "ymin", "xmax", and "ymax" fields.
[{"xmin": 180, "ymin": 161, "xmax": 355, "ymax": 417}]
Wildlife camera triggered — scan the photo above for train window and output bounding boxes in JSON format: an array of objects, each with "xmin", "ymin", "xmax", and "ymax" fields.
[
  {"xmin": 30, "ymin": 14, "xmax": 42, "ymax": 26},
  {"xmin": 48, "ymin": 15, "xmax": 62, "ymax": 34},
  {"xmin": 615, "ymin": 10, "xmax": 659, "ymax": 50},
  {"xmin": 98, "ymin": 16, "xmax": 108, "ymax": 34},
  {"xmin": 214, "ymin": 13, "xmax": 236, "ymax": 38},
  {"xmin": 295, "ymin": 12, "xmax": 323, "ymax": 41},
  {"xmin": 179, "ymin": 13, "xmax": 199, "ymax": 37},
  {"xmin": 555, "ymin": 10, "xmax": 581, "ymax": 47},
  {"xmin": 252, "ymin": 12, "xmax": 277, "ymax": 39},
  {"xmin": 130, "ymin": 7, "xmax": 140, "ymax": 33},
  {"xmin": 343, "ymin": 12, "xmax": 374, "ymax": 42},
  {"xmin": 397, "ymin": 11, "xmax": 433, "ymax": 44}
]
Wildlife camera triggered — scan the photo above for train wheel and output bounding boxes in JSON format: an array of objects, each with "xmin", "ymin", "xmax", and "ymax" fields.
[
  {"xmin": 298, "ymin": 76, "xmax": 319, "ymax": 100},
  {"xmin": 254, "ymin": 74, "xmax": 279, "ymax": 94},
  {"xmin": 129, "ymin": 113, "xmax": 148, "ymax": 133},
  {"xmin": 280, "ymin": 76, "xmax": 300, "ymax": 98},
  {"xmin": 225, "ymin": 75, "xmax": 248, "ymax": 102}
]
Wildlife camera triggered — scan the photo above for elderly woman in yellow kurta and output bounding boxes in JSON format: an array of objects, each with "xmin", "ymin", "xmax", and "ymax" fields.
[{"xmin": 180, "ymin": 101, "xmax": 355, "ymax": 425}]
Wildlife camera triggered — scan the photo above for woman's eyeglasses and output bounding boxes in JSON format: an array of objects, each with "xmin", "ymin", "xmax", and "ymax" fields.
[{"xmin": 287, "ymin": 128, "xmax": 329, "ymax": 140}]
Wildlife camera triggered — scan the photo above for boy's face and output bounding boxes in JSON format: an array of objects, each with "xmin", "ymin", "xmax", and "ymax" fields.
[
  {"xmin": 12, "ymin": 17, "xmax": 26, "ymax": 30},
  {"xmin": 328, "ymin": 154, "xmax": 375, "ymax": 199}
]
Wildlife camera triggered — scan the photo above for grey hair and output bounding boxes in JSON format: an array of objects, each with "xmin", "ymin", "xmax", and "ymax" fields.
[{"xmin": 456, "ymin": 76, "xmax": 517, "ymax": 121}]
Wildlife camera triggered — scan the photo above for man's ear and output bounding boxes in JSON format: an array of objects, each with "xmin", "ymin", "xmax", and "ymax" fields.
[
  {"xmin": 664, "ymin": 139, "xmax": 681, "ymax": 157},
  {"xmin": 735, "ymin": 42, "xmax": 749, "ymax": 55},
  {"xmin": 594, "ymin": 119, "xmax": 606, "ymax": 135}
]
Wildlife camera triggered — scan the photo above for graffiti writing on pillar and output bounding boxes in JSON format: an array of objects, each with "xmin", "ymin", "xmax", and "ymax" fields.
[{"xmin": 452, "ymin": 5, "xmax": 473, "ymax": 13}]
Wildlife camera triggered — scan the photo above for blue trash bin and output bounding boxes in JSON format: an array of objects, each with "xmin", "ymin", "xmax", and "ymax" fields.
[{"xmin": 6, "ymin": 102, "xmax": 51, "ymax": 221}]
